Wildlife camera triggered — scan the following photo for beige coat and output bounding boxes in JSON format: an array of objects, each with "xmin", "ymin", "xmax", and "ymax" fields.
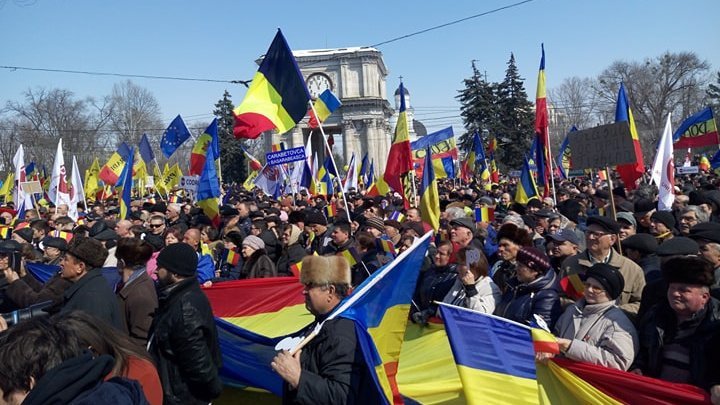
[
  {"xmin": 554, "ymin": 298, "xmax": 639, "ymax": 371},
  {"xmin": 559, "ymin": 249, "xmax": 645, "ymax": 317}
]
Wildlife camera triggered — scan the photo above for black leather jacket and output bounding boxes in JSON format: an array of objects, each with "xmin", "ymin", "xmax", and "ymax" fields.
[
  {"xmin": 148, "ymin": 278, "xmax": 223, "ymax": 405},
  {"xmin": 494, "ymin": 269, "xmax": 562, "ymax": 330}
]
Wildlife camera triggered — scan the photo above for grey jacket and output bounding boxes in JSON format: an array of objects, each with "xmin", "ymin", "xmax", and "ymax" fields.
[{"xmin": 554, "ymin": 298, "xmax": 638, "ymax": 371}]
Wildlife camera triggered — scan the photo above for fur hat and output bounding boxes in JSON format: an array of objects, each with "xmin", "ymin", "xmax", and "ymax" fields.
[
  {"xmin": 496, "ymin": 223, "xmax": 532, "ymax": 247},
  {"xmin": 663, "ymin": 256, "xmax": 714, "ymax": 286},
  {"xmin": 300, "ymin": 255, "xmax": 351, "ymax": 286},
  {"xmin": 67, "ymin": 236, "xmax": 108, "ymax": 268}
]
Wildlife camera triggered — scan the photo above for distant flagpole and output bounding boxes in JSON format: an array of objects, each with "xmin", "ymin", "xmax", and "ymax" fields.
[{"xmin": 307, "ymin": 100, "xmax": 351, "ymax": 224}]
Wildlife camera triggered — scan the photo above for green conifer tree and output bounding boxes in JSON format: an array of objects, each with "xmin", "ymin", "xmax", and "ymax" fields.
[
  {"xmin": 495, "ymin": 53, "xmax": 534, "ymax": 170},
  {"xmin": 214, "ymin": 90, "xmax": 247, "ymax": 183}
]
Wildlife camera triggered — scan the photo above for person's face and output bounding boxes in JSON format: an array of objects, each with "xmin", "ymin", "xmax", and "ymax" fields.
[
  {"xmin": 618, "ymin": 222, "xmax": 636, "ymax": 240},
  {"xmin": 224, "ymin": 239, "xmax": 238, "ymax": 250},
  {"xmin": 649, "ymin": 218, "xmax": 670, "ymax": 236},
  {"xmin": 365, "ymin": 227, "xmax": 382, "ymax": 238},
  {"xmin": 0, "ymin": 387, "xmax": 28, "ymax": 405},
  {"xmin": 433, "ymin": 244, "xmax": 452, "ymax": 267},
  {"xmin": 585, "ymin": 224, "xmax": 616, "ymax": 255},
  {"xmin": 60, "ymin": 253, "xmax": 84, "ymax": 281},
  {"xmin": 583, "ymin": 277, "xmax": 610, "ymax": 304},
  {"xmin": 281, "ymin": 228, "xmax": 293, "ymax": 246},
  {"xmin": 450, "ymin": 226, "xmax": 472, "ymax": 245},
  {"xmin": 0, "ymin": 212, "xmax": 13, "ymax": 224},
  {"xmin": 406, "ymin": 209, "xmax": 420, "ymax": 222},
  {"xmin": 149, "ymin": 221, "xmax": 165, "ymax": 235},
  {"xmin": 331, "ymin": 228, "xmax": 349, "ymax": 245},
  {"xmin": 182, "ymin": 232, "xmax": 199, "ymax": 248},
  {"xmin": 667, "ymin": 282, "xmax": 710, "ymax": 318},
  {"xmin": 241, "ymin": 244, "xmax": 256, "ymax": 258},
  {"xmin": 155, "ymin": 266, "xmax": 174, "ymax": 288},
  {"xmin": 699, "ymin": 242, "xmax": 720, "ymax": 267},
  {"xmin": 637, "ymin": 211, "xmax": 654, "ymax": 228},
  {"xmin": 516, "ymin": 263, "xmax": 539, "ymax": 283},
  {"xmin": 165, "ymin": 233, "xmax": 179, "ymax": 245},
  {"xmin": 183, "ymin": 205, "xmax": 191, "ymax": 215},
  {"xmin": 500, "ymin": 194, "xmax": 511, "ymax": 205},
  {"xmin": 547, "ymin": 219, "xmax": 561, "ymax": 235},
  {"xmin": 497, "ymin": 238, "xmax": 520, "ymax": 261},
  {"xmin": 115, "ymin": 222, "xmax": 131, "ymax": 238},
  {"xmin": 303, "ymin": 282, "xmax": 336, "ymax": 316},
  {"xmin": 237, "ymin": 204, "xmax": 249, "ymax": 218},
  {"xmin": 385, "ymin": 226, "xmax": 399, "ymax": 239},
  {"xmin": 250, "ymin": 225, "xmax": 262, "ymax": 236},
  {"xmin": 44, "ymin": 246, "xmax": 61, "ymax": 260},
  {"xmin": 678, "ymin": 211, "xmax": 699, "ymax": 235},
  {"xmin": 552, "ymin": 240, "xmax": 577, "ymax": 258},
  {"xmin": 0, "ymin": 253, "xmax": 9, "ymax": 271}
]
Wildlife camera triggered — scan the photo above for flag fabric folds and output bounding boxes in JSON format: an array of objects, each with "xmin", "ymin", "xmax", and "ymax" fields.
[
  {"xmin": 308, "ymin": 89, "xmax": 342, "ymax": 128},
  {"xmin": 196, "ymin": 124, "xmax": 221, "ymax": 227},
  {"xmin": 614, "ymin": 83, "xmax": 645, "ymax": 190},
  {"xmin": 161, "ymin": 115, "xmax": 192, "ymax": 158},
  {"xmin": 118, "ymin": 147, "xmax": 134, "ymax": 220},
  {"xmin": 48, "ymin": 139, "xmax": 71, "ymax": 208},
  {"xmin": 68, "ymin": 156, "xmax": 85, "ymax": 221},
  {"xmin": 384, "ymin": 83, "xmax": 414, "ymax": 208},
  {"xmin": 241, "ymin": 145, "xmax": 263, "ymax": 172},
  {"xmin": 438, "ymin": 304, "xmax": 539, "ymax": 404},
  {"xmin": 12, "ymin": 145, "xmax": 33, "ymax": 213},
  {"xmin": 343, "ymin": 153, "xmax": 358, "ymax": 193},
  {"xmin": 515, "ymin": 157, "xmax": 540, "ymax": 204},
  {"xmin": 556, "ymin": 127, "xmax": 575, "ymax": 179},
  {"xmin": 650, "ymin": 114, "xmax": 675, "ymax": 211},
  {"xmin": 84, "ymin": 158, "xmax": 100, "ymax": 199},
  {"xmin": 534, "ymin": 44, "xmax": 551, "ymax": 189},
  {"xmin": 138, "ymin": 133, "xmax": 155, "ymax": 164},
  {"xmin": 190, "ymin": 119, "xmax": 218, "ymax": 176},
  {"xmin": 672, "ymin": 106, "xmax": 719, "ymax": 148},
  {"xmin": 410, "ymin": 126, "xmax": 457, "ymax": 179},
  {"xmin": 233, "ymin": 30, "xmax": 311, "ymax": 139},
  {"xmin": 419, "ymin": 147, "xmax": 440, "ymax": 231},
  {"xmin": 99, "ymin": 145, "xmax": 128, "ymax": 185}
]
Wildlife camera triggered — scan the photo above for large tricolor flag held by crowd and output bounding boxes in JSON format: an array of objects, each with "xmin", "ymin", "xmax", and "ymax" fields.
[
  {"xmin": 48, "ymin": 139, "xmax": 71, "ymax": 209},
  {"xmin": 615, "ymin": 83, "xmax": 645, "ymax": 190},
  {"xmin": 651, "ymin": 114, "xmax": 675, "ymax": 212},
  {"xmin": 672, "ymin": 106, "xmax": 719, "ymax": 149},
  {"xmin": 233, "ymin": 30, "xmax": 311, "ymax": 139},
  {"xmin": 534, "ymin": 44, "xmax": 551, "ymax": 190},
  {"xmin": 384, "ymin": 82, "xmax": 414, "ymax": 208},
  {"xmin": 99, "ymin": 143, "xmax": 129, "ymax": 185}
]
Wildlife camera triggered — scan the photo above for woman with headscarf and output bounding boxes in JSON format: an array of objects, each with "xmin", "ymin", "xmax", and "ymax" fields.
[
  {"xmin": 115, "ymin": 237, "xmax": 158, "ymax": 348},
  {"xmin": 240, "ymin": 235, "xmax": 277, "ymax": 278},
  {"xmin": 547, "ymin": 263, "xmax": 638, "ymax": 370},
  {"xmin": 276, "ymin": 224, "xmax": 307, "ymax": 277}
]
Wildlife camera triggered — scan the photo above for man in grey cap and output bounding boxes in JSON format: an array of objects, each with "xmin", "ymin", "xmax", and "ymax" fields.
[
  {"xmin": 449, "ymin": 217, "xmax": 483, "ymax": 252},
  {"xmin": 547, "ymin": 228, "xmax": 580, "ymax": 269},
  {"xmin": 616, "ymin": 212, "xmax": 637, "ymax": 241},
  {"xmin": 559, "ymin": 215, "xmax": 646, "ymax": 318}
]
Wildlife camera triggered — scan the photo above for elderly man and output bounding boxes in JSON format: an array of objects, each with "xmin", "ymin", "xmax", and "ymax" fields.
[
  {"xmin": 559, "ymin": 216, "xmax": 645, "ymax": 317},
  {"xmin": 271, "ymin": 255, "xmax": 376, "ymax": 403},
  {"xmin": 688, "ymin": 222, "xmax": 720, "ymax": 300},
  {"xmin": 678, "ymin": 206, "xmax": 709, "ymax": 236},
  {"xmin": 450, "ymin": 217, "xmax": 483, "ymax": 252},
  {"xmin": 632, "ymin": 256, "xmax": 720, "ymax": 401},
  {"xmin": 182, "ymin": 228, "xmax": 215, "ymax": 283},
  {"xmin": 114, "ymin": 219, "xmax": 133, "ymax": 238}
]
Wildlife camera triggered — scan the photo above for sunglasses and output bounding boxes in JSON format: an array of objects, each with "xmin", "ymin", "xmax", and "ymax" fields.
[{"xmin": 149, "ymin": 223, "xmax": 164, "ymax": 228}]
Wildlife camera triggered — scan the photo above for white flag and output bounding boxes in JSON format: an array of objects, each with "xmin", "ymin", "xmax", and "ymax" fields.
[
  {"xmin": 651, "ymin": 114, "xmax": 675, "ymax": 211},
  {"xmin": 12, "ymin": 145, "xmax": 33, "ymax": 212},
  {"xmin": 48, "ymin": 138, "xmax": 71, "ymax": 208},
  {"xmin": 343, "ymin": 152, "xmax": 358, "ymax": 193},
  {"xmin": 68, "ymin": 156, "xmax": 86, "ymax": 221}
]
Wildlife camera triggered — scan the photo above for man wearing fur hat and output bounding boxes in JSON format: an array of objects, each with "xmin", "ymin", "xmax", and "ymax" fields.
[
  {"xmin": 632, "ymin": 256, "xmax": 720, "ymax": 401},
  {"xmin": 271, "ymin": 255, "xmax": 375, "ymax": 404}
]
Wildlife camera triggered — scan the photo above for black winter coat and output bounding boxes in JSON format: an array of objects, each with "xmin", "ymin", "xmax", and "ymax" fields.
[
  {"xmin": 61, "ymin": 268, "xmax": 123, "ymax": 331},
  {"xmin": 413, "ymin": 264, "xmax": 458, "ymax": 314},
  {"xmin": 282, "ymin": 316, "xmax": 378, "ymax": 405},
  {"xmin": 494, "ymin": 269, "xmax": 562, "ymax": 330},
  {"xmin": 277, "ymin": 243, "xmax": 308, "ymax": 277},
  {"xmin": 5, "ymin": 271, "xmax": 71, "ymax": 309},
  {"xmin": 633, "ymin": 298, "xmax": 720, "ymax": 390},
  {"xmin": 148, "ymin": 278, "xmax": 223, "ymax": 405}
]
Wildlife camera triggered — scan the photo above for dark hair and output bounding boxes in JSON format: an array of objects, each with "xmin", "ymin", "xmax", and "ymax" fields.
[
  {"xmin": 163, "ymin": 225, "xmax": 184, "ymax": 241},
  {"xmin": 457, "ymin": 247, "xmax": 490, "ymax": 277},
  {"xmin": 252, "ymin": 219, "xmax": 268, "ymax": 232},
  {"xmin": 115, "ymin": 237, "xmax": 153, "ymax": 268},
  {"xmin": 51, "ymin": 311, "xmax": 152, "ymax": 376},
  {"xmin": 355, "ymin": 232, "xmax": 376, "ymax": 251},
  {"xmin": 0, "ymin": 317, "xmax": 81, "ymax": 398},
  {"xmin": 128, "ymin": 224, "xmax": 147, "ymax": 238},
  {"xmin": 202, "ymin": 225, "xmax": 220, "ymax": 242},
  {"xmin": 333, "ymin": 220, "xmax": 351, "ymax": 235},
  {"xmin": 54, "ymin": 216, "xmax": 74, "ymax": 227},
  {"xmin": 332, "ymin": 283, "xmax": 351, "ymax": 299},
  {"xmin": 29, "ymin": 219, "xmax": 49, "ymax": 233}
]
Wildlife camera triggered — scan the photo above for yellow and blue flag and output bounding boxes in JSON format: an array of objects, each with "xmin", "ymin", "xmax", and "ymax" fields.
[
  {"xmin": 673, "ymin": 106, "xmax": 719, "ymax": 148},
  {"xmin": 419, "ymin": 146, "xmax": 440, "ymax": 231},
  {"xmin": 196, "ymin": 122, "xmax": 221, "ymax": 228},
  {"xmin": 615, "ymin": 82, "xmax": 645, "ymax": 190},
  {"xmin": 438, "ymin": 303, "xmax": 539, "ymax": 404},
  {"xmin": 308, "ymin": 89, "xmax": 342, "ymax": 128},
  {"xmin": 515, "ymin": 156, "xmax": 539, "ymax": 204}
]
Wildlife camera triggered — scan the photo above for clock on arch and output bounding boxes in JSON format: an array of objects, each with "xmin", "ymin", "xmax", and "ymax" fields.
[{"xmin": 306, "ymin": 73, "xmax": 332, "ymax": 98}]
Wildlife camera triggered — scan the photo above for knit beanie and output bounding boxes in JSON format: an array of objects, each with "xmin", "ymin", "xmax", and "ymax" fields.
[
  {"xmin": 242, "ymin": 235, "xmax": 265, "ymax": 251},
  {"xmin": 585, "ymin": 263, "xmax": 625, "ymax": 300},
  {"xmin": 156, "ymin": 243, "xmax": 198, "ymax": 277},
  {"xmin": 515, "ymin": 246, "xmax": 552, "ymax": 274},
  {"xmin": 365, "ymin": 217, "xmax": 386, "ymax": 233},
  {"xmin": 651, "ymin": 211, "xmax": 676, "ymax": 230}
]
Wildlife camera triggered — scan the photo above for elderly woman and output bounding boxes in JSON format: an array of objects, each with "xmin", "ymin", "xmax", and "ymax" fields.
[
  {"xmin": 115, "ymin": 237, "xmax": 158, "ymax": 347},
  {"xmin": 441, "ymin": 247, "xmax": 501, "ymax": 314},
  {"xmin": 490, "ymin": 223, "xmax": 533, "ymax": 294},
  {"xmin": 495, "ymin": 246, "xmax": 561, "ymax": 329},
  {"xmin": 240, "ymin": 235, "xmax": 277, "ymax": 278},
  {"xmin": 551, "ymin": 263, "xmax": 638, "ymax": 370}
]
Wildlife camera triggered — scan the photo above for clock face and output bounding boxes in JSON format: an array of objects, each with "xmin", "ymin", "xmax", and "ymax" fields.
[{"xmin": 307, "ymin": 73, "xmax": 332, "ymax": 99}]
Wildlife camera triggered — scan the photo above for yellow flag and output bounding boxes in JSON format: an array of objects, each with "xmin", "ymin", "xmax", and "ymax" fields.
[
  {"xmin": 153, "ymin": 165, "xmax": 166, "ymax": 194},
  {"xmin": 0, "ymin": 173, "xmax": 14, "ymax": 202},
  {"xmin": 85, "ymin": 158, "xmax": 100, "ymax": 198},
  {"xmin": 161, "ymin": 163, "xmax": 182, "ymax": 191}
]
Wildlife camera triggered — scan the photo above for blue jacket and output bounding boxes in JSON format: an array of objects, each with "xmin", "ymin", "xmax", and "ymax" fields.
[
  {"xmin": 196, "ymin": 253, "xmax": 215, "ymax": 283},
  {"xmin": 494, "ymin": 269, "xmax": 562, "ymax": 330}
]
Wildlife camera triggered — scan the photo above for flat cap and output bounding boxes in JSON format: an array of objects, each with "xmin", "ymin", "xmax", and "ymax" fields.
[
  {"xmin": 586, "ymin": 216, "xmax": 621, "ymax": 234},
  {"xmin": 621, "ymin": 233, "xmax": 657, "ymax": 254},
  {"xmin": 655, "ymin": 236, "xmax": 699, "ymax": 257}
]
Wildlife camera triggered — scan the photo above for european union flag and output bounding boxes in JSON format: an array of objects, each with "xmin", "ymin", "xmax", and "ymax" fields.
[
  {"xmin": 139, "ymin": 133, "xmax": 155, "ymax": 164},
  {"xmin": 161, "ymin": 115, "xmax": 191, "ymax": 158}
]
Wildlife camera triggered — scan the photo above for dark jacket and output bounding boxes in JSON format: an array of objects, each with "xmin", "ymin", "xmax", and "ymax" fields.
[
  {"xmin": 638, "ymin": 254, "xmax": 662, "ymax": 284},
  {"xmin": 259, "ymin": 229, "xmax": 282, "ymax": 262},
  {"xmin": 23, "ymin": 351, "xmax": 149, "ymax": 405},
  {"xmin": 212, "ymin": 249, "xmax": 244, "ymax": 282},
  {"xmin": 632, "ymin": 297, "xmax": 720, "ymax": 390},
  {"xmin": 277, "ymin": 243, "xmax": 308, "ymax": 277},
  {"xmin": 241, "ymin": 249, "xmax": 277, "ymax": 278},
  {"xmin": 62, "ymin": 268, "xmax": 123, "ymax": 331},
  {"xmin": 413, "ymin": 264, "xmax": 458, "ymax": 316},
  {"xmin": 148, "ymin": 278, "xmax": 223, "ymax": 405},
  {"xmin": 320, "ymin": 237, "xmax": 356, "ymax": 256},
  {"xmin": 352, "ymin": 249, "xmax": 391, "ymax": 287},
  {"xmin": 117, "ymin": 270, "xmax": 159, "ymax": 348},
  {"xmin": 282, "ymin": 316, "xmax": 378, "ymax": 405},
  {"xmin": 5, "ymin": 271, "xmax": 71, "ymax": 309},
  {"xmin": 494, "ymin": 269, "xmax": 562, "ymax": 330}
]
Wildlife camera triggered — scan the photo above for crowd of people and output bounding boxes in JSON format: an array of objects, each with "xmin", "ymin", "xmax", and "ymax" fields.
[{"xmin": 0, "ymin": 169, "xmax": 719, "ymax": 403}]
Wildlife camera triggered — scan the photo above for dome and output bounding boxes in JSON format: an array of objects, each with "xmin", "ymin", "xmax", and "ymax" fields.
[{"xmin": 394, "ymin": 85, "xmax": 410, "ymax": 96}]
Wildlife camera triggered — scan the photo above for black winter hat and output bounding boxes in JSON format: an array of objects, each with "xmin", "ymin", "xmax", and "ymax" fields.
[
  {"xmin": 156, "ymin": 243, "xmax": 198, "ymax": 277},
  {"xmin": 621, "ymin": 233, "xmax": 657, "ymax": 255},
  {"xmin": 557, "ymin": 199, "xmax": 582, "ymax": 224},
  {"xmin": 14, "ymin": 227, "xmax": 34, "ymax": 243},
  {"xmin": 586, "ymin": 216, "xmax": 621, "ymax": 234},
  {"xmin": 650, "ymin": 211, "xmax": 676, "ymax": 230},
  {"xmin": 585, "ymin": 263, "xmax": 625, "ymax": 300},
  {"xmin": 655, "ymin": 237, "xmax": 698, "ymax": 257},
  {"xmin": 663, "ymin": 256, "xmax": 714, "ymax": 286},
  {"xmin": 304, "ymin": 209, "xmax": 327, "ymax": 226},
  {"xmin": 516, "ymin": 246, "xmax": 552, "ymax": 274}
]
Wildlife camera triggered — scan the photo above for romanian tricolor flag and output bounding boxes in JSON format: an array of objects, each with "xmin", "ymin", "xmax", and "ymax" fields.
[
  {"xmin": 196, "ymin": 126, "xmax": 222, "ymax": 227},
  {"xmin": 52, "ymin": 230, "xmax": 74, "ymax": 242},
  {"xmin": 673, "ymin": 106, "xmax": 719, "ymax": 149},
  {"xmin": 98, "ymin": 145, "xmax": 128, "ymax": 185},
  {"xmin": 410, "ymin": 126, "xmax": 457, "ymax": 179},
  {"xmin": 225, "ymin": 249, "xmax": 240, "ymax": 266},
  {"xmin": 308, "ymin": 89, "xmax": 342, "ymax": 128},
  {"xmin": 377, "ymin": 238, "xmax": 396, "ymax": 258},
  {"xmin": 241, "ymin": 145, "xmax": 263, "ymax": 172},
  {"xmin": 189, "ymin": 119, "xmax": 218, "ymax": 176},
  {"xmin": 340, "ymin": 246, "xmax": 359, "ymax": 267},
  {"xmin": 383, "ymin": 83, "xmax": 413, "ymax": 209},
  {"xmin": 615, "ymin": 83, "xmax": 645, "ymax": 190},
  {"xmin": 555, "ymin": 128, "xmax": 574, "ymax": 180},
  {"xmin": 488, "ymin": 135, "xmax": 500, "ymax": 183},
  {"xmin": 560, "ymin": 273, "xmax": 585, "ymax": 300},
  {"xmin": 289, "ymin": 261, "xmax": 302, "ymax": 277},
  {"xmin": 324, "ymin": 204, "xmax": 337, "ymax": 219},
  {"xmin": 233, "ymin": 30, "xmax": 310, "ymax": 139},
  {"xmin": 474, "ymin": 207, "xmax": 494, "ymax": 223},
  {"xmin": 419, "ymin": 147, "xmax": 440, "ymax": 231},
  {"xmin": 515, "ymin": 156, "xmax": 540, "ymax": 204},
  {"xmin": 534, "ymin": 44, "xmax": 551, "ymax": 189},
  {"xmin": 271, "ymin": 142, "xmax": 285, "ymax": 152},
  {"xmin": 0, "ymin": 225, "xmax": 11, "ymax": 239}
]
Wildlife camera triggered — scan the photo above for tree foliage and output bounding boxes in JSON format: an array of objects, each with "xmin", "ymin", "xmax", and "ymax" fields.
[
  {"xmin": 495, "ymin": 53, "xmax": 534, "ymax": 170},
  {"xmin": 214, "ymin": 90, "xmax": 247, "ymax": 183},
  {"xmin": 456, "ymin": 62, "xmax": 497, "ymax": 151}
]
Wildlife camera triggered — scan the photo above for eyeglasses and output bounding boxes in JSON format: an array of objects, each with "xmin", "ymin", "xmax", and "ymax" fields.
[
  {"xmin": 586, "ymin": 230, "xmax": 610, "ymax": 239},
  {"xmin": 149, "ymin": 223, "xmax": 164, "ymax": 228},
  {"xmin": 303, "ymin": 282, "xmax": 328, "ymax": 291}
]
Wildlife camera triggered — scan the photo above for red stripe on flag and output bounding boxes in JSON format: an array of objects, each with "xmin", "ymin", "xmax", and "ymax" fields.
[{"xmin": 204, "ymin": 277, "xmax": 304, "ymax": 317}]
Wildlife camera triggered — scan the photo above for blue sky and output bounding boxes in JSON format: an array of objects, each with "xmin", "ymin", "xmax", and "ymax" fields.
[{"xmin": 2, "ymin": 0, "xmax": 719, "ymax": 134}]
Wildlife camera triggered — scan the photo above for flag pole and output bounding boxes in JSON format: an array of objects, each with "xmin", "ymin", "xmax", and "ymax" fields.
[
  {"xmin": 545, "ymin": 128, "xmax": 558, "ymax": 205},
  {"xmin": 308, "ymin": 100, "xmax": 351, "ymax": 223}
]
